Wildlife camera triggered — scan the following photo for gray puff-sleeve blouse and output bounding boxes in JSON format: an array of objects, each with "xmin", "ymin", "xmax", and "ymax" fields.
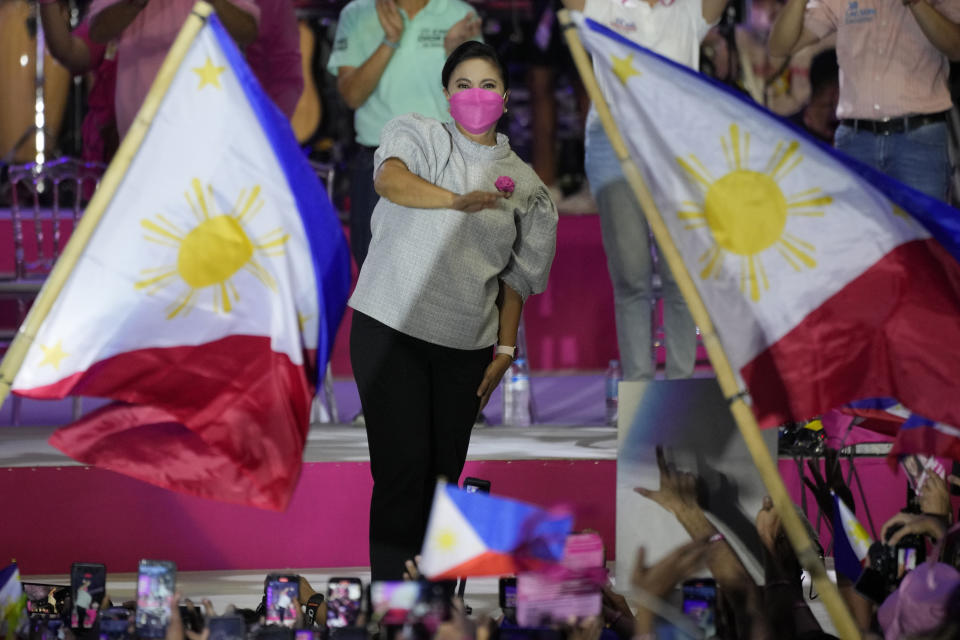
[{"xmin": 348, "ymin": 113, "xmax": 559, "ymax": 350}]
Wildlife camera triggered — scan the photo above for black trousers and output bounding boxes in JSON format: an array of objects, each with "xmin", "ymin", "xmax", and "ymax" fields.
[
  {"xmin": 350, "ymin": 311, "xmax": 491, "ymax": 580},
  {"xmin": 349, "ymin": 145, "xmax": 379, "ymax": 269}
]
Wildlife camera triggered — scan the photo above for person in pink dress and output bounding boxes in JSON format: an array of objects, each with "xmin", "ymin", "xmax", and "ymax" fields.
[{"xmin": 88, "ymin": 0, "xmax": 261, "ymax": 138}]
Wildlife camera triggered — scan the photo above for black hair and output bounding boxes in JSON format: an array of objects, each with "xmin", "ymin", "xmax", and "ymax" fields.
[
  {"xmin": 809, "ymin": 48, "xmax": 838, "ymax": 97},
  {"xmin": 441, "ymin": 41, "xmax": 509, "ymax": 91}
]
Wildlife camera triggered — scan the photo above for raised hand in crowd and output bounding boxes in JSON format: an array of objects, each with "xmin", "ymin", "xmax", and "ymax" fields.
[
  {"xmin": 882, "ymin": 511, "xmax": 948, "ymax": 547},
  {"xmin": 918, "ymin": 472, "xmax": 953, "ymax": 518},
  {"xmin": 560, "ymin": 615, "xmax": 603, "ymax": 640},
  {"xmin": 375, "ymin": 0, "xmax": 405, "ymax": 45},
  {"xmin": 630, "ymin": 540, "xmax": 714, "ymax": 635},
  {"xmin": 634, "ymin": 446, "xmax": 701, "ymax": 519},
  {"xmin": 635, "ymin": 446, "xmax": 768, "ymax": 638},
  {"xmin": 444, "ymin": 13, "xmax": 482, "ymax": 56},
  {"xmin": 403, "ymin": 556, "xmax": 422, "ymax": 581}
]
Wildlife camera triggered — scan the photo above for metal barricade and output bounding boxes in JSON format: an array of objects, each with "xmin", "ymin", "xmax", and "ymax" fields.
[{"xmin": 1, "ymin": 157, "xmax": 105, "ymax": 425}]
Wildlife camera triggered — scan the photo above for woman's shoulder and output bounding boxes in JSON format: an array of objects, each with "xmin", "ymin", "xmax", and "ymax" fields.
[
  {"xmin": 499, "ymin": 153, "xmax": 556, "ymax": 210},
  {"xmin": 380, "ymin": 113, "xmax": 452, "ymax": 147}
]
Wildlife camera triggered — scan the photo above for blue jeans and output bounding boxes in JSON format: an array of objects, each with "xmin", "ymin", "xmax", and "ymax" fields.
[
  {"xmin": 585, "ymin": 116, "xmax": 697, "ymax": 381},
  {"xmin": 834, "ymin": 120, "xmax": 949, "ymax": 201}
]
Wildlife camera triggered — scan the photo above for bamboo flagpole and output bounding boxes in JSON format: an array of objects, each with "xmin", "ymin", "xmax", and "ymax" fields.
[
  {"xmin": 558, "ymin": 10, "xmax": 861, "ymax": 640},
  {"xmin": 0, "ymin": 2, "xmax": 215, "ymax": 410}
]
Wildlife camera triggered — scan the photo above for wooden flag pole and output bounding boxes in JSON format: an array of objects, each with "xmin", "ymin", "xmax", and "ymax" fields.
[
  {"xmin": 0, "ymin": 2, "xmax": 215, "ymax": 410},
  {"xmin": 558, "ymin": 10, "xmax": 861, "ymax": 640}
]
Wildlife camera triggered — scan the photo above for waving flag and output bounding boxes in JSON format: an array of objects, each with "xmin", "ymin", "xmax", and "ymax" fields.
[
  {"xmin": 419, "ymin": 482, "xmax": 573, "ymax": 579},
  {"xmin": 573, "ymin": 15, "xmax": 960, "ymax": 447},
  {"xmin": 832, "ymin": 493, "xmax": 872, "ymax": 582},
  {"xmin": 0, "ymin": 563, "xmax": 24, "ymax": 637},
  {"xmin": 9, "ymin": 7, "xmax": 351, "ymax": 510},
  {"xmin": 841, "ymin": 399, "xmax": 960, "ymax": 462}
]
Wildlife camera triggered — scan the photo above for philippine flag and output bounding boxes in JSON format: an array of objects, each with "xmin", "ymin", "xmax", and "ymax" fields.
[
  {"xmin": 0, "ymin": 562, "xmax": 23, "ymax": 628},
  {"xmin": 418, "ymin": 482, "xmax": 573, "ymax": 579},
  {"xmin": 9, "ymin": 6, "xmax": 351, "ymax": 510},
  {"xmin": 573, "ymin": 14, "xmax": 960, "ymax": 439},
  {"xmin": 831, "ymin": 493, "xmax": 873, "ymax": 582}
]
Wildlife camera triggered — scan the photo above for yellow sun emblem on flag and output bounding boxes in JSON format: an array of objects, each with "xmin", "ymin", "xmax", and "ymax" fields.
[
  {"xmin": 134, "ymin": 179, "xmax": 289, "ymax": 318},
  {"xmin": 435, "ymin": 529, "xmax": 458, "ymax": 551},
  {"xmin": 677, "ymin": 124, "xmax": 833, "ymax": 302}
]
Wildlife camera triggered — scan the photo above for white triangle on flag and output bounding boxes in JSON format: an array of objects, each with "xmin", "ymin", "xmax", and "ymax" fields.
[{"xmin": 419, "ymin": 484, "xmax": 488, "ymax": 578}]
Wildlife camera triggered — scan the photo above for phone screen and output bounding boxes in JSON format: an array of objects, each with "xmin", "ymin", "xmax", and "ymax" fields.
[
  {"xmin": 463, "ymin": 477, "xmax": 491, "ymax": 494},
  {"xmin": 682, "ymin": 580, "xmax": 717, "ymax": 637},
  {"xmin": 266, "ymin": 576, "xmax": 299, "ymax": 628},
  {"xmin": 898, "ymin": 547, "xmax": 919, "ymax": 579},
  {"xmin": 71, "ymin": 563, "xmax": 106, "ymax": 630},
  {"xmin": 208, "ymin": 616, "xmax": 245, "ymax": 640},
  {"xmin": 136, "ymin": 560, "xmax": 176, "ymax": 638},
  {"xmin": 99, "ymin": 607, "xmax": 133, "ymax": 640},
  {"xmin": 326, "ymin": 579, "xmax": 362, "ymax": 629},
  {"xmin": 23, "ymin": 583, "xmax": 66, "ymax": 617},
  {"xmin": 370, "ymin": 582, "xmax": 420, "ymax": 626}
]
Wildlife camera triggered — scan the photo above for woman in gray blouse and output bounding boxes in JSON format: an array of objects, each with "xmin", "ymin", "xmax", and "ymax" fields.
[{"xmin": 348, "ymin": 41, "xmax": 559, "ymax": 579}]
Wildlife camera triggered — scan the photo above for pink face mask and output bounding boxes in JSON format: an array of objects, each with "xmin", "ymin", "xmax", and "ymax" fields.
[{"xmin": 448, "ymin": 88, "xmax": 505, "ymax": 134}]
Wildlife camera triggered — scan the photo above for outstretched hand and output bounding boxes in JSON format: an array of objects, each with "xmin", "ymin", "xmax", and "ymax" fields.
[
  {"xmin": 634, "ymin": 446, "xmax": 701, "ymax": 517},
  {"xmin": 451, "ymin": 190, "xmax": 503, "ymax": 213},
  {"xmin": 632, "ymin": 538, "xmax": 714, "ymax": 600}
]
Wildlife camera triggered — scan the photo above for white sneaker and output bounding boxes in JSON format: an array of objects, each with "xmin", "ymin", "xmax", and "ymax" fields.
[{"xmin": 557, "ymin": 183, "xmax": 597, "ymax": 214}]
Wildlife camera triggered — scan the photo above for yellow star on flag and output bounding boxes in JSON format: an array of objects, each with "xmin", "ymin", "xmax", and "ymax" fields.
[
  {"xmin": 297, "ymin": 312, "xmax": 313, "ymax": 334},
  {"xmin": 611, "ymin": 53, "xmax": 641, "ymax": 86},
  {"xmin": 192, "ymin": 56, "xmax": 226, "ymax": 90},
  {"xmin": 38, "ymin": 340, "xmax": 69, "ymax": 370}
]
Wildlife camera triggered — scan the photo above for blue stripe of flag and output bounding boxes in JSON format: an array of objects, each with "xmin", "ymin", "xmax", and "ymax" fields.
[{"xmin": 209, "ymin": 14, "xmax": 351, "ymax": 371}]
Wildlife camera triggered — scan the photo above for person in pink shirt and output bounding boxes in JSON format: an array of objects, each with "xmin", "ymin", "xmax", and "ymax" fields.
[
  {"xmin": 769, "ymin": 0, "xmax": 960, "ymax": 201},
  {"xmin": 245, "ymin": 0, "xmax": 303, "ymax": 120},
  {"xmin": 38, "ymin": 1, "xmax": 119, "ymax": 168},
  {"xmin": 88, "ymin": 0, "xmax": 260, "ymax": 138}
]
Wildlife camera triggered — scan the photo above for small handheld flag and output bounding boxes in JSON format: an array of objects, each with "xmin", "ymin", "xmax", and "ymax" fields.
[{"xmin": 419, "ymin": 482, "xmax": 573, "ymax": 579}]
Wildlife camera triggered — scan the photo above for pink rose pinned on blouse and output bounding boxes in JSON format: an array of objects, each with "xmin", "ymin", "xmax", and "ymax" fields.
[{"xmin": 495, "ymin": 175, "xmax": 515, "ymax": 198}]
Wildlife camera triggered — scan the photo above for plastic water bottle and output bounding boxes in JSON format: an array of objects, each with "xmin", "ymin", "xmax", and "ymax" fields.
[
  {"xmin": 605, "ymin": 359, "xmax": 622, "ymax": 426},
  {"xmin": 502, "ymin": 357, "xmax": 531, "ymax": 426}
]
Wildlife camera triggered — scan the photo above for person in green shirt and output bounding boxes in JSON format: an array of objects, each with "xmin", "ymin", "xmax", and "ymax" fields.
[{"xmin": 328, "ymin": 0, "xmax": 482, "ymax": 267}]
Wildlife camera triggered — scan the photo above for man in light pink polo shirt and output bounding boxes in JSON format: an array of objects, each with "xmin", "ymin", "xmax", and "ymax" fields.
[
  {"xmin": 89, "ymin": 0, "xmax": 261, "ymax": 138},
  {"xmin": 770, "ymin": 0, "xmax": 960, "ymax": 200}
]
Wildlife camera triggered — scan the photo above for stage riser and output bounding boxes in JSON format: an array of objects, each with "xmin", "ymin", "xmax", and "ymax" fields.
[{"xmin": 3, "ymin": 459, "xmax": 615, "ymax": 575}]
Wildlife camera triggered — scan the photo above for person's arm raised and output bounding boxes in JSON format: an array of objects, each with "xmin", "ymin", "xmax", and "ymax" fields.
[
  {"xmin": 39, "ymin": 2, "xmax": 91, "ymax": 72},
  {"xmin": 909, "ymin": 1, "xmax": 960, "ymax": 60},
  {"xmin": 89, "ymin": 0, "xmax": 145, "ymax": 43},
  {"xmin": 337, "ymin": 0, "xmax": 403, "ymax": 109},
  {"xmin": 768, "ymin": 0, "xmax": 821, "ymax": 57},
  {"xmin": 374, "ymin": 157, "xmax": 504, "ymax": 211}
]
